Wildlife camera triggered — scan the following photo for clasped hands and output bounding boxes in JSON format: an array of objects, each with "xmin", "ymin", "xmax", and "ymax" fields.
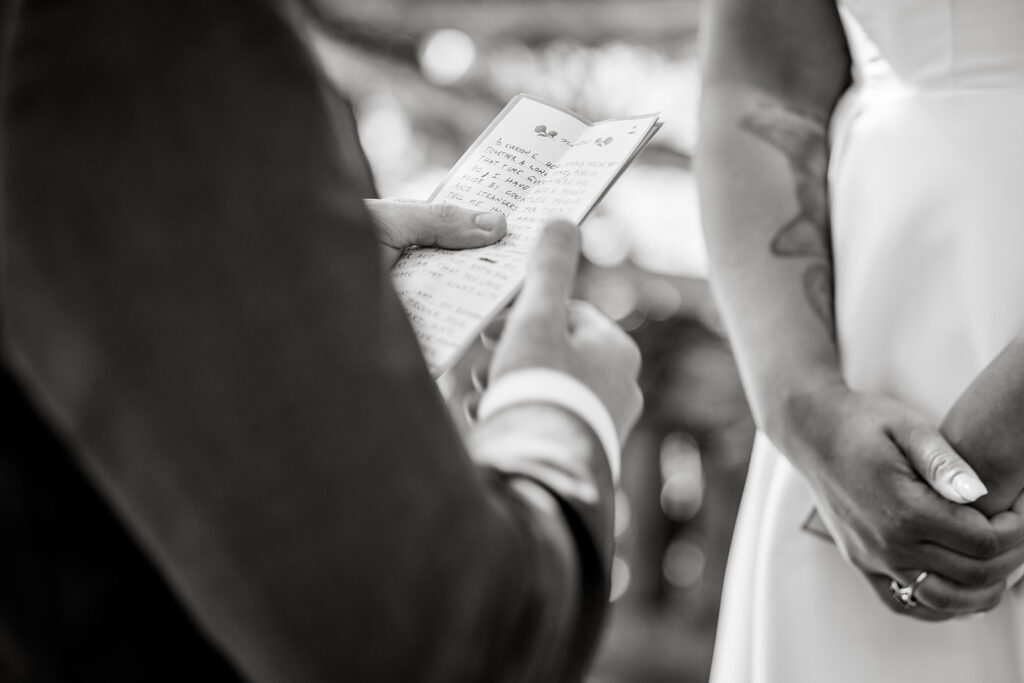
[{"xmin": 781, "ymin": 382, "xmax": 1024, "ymax": 622}]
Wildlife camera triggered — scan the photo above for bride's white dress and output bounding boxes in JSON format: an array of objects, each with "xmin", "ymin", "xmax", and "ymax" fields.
[{"xmin": 710, "ymin": 1, "xmax": 1024, "ymax": 681}]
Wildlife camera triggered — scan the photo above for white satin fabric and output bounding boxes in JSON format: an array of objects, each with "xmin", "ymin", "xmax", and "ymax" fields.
[{"xmin": 710, "ymin": 2, "xmax": 1024, "ymax": 681}]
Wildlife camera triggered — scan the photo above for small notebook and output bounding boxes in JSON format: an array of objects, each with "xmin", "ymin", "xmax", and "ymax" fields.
[{"xmin": 391, "ymin": 93, "xmax": 662, "ymax": 377}]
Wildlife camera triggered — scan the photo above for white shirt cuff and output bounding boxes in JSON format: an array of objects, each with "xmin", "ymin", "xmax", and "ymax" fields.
[{"xmin": 477, "ymin": 368, "xmax": 621, "ymax": 484}]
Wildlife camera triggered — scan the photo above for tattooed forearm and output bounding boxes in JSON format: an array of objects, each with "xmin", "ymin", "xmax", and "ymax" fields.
[{"xmin": 740, "ymin": 101, "xmax": 835, "ymax": 332}]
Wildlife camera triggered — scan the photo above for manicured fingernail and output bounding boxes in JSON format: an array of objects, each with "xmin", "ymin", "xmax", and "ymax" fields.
[
  {"xmin": 474, "ymin": 213, "xmax": 505, "ymax": 231},
  {"xmin": 952, "ymin": 473, "xmax": 988, "ymax": 502}
]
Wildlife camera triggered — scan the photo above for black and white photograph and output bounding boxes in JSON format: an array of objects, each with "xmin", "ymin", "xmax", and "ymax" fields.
[{"xmin": 2, "ymin": 0, "xmax": 1022, "ymax": 681}]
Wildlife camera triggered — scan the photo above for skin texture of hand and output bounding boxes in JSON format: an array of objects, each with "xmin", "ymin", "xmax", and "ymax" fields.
[
  {"xmin": 364, "ymin": 198, "xmax": 506, "ymax": 268},
  {"xmin": 865, "ymin": 493, "xmax": 1024, "ymax": 621},
  {"xmin": 783, "ymin": 384, "xmax": 1024, "ymax": 620},
  {"xmin": 485, "ymin": 219, "xmax": 643, "ymax": 441}
]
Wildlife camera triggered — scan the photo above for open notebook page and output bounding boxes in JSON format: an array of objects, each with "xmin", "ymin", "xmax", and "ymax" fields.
[{"xmin": 391, "ymin": 94, "xmax": 661, "ymax": 377}]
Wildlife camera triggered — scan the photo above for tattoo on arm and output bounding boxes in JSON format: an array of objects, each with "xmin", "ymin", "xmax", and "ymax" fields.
[{"xmin": 740, "ymin": 102, "xmax": 835, "ymax": 332}]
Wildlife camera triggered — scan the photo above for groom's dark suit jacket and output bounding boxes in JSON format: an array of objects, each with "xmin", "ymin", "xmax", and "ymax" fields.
[{"xmin": 0, "ymin": 1, "xmax": 614, "ymax": 680}]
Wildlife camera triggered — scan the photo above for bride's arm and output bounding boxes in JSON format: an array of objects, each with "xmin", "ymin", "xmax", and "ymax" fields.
[
  {"xmin": 942, "ymin": 334, "xmax": 1024, "ymax": 516},
  {"xmin": 698, "ymin": 0, "xmax": 849, "ymax": 442},
  {"xmin": 699, "ymin": 0, "xmax": 1024, "ymax": 618}
]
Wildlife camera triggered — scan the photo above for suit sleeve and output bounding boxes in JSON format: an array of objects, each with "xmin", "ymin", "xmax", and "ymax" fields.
[{"xmin": 0, "ymin": 1, "xmax": 613, "ymax": 681}]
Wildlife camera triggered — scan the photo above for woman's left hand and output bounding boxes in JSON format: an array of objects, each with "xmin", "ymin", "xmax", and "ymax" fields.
[{"xmin": 366, "ymin": 198, "xmax": 507, "ymax": 269}]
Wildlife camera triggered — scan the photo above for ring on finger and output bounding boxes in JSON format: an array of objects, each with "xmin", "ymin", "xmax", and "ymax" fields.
[{"xmin": 890, "ymin": 571, "xmax": 930, "ymax": 608}]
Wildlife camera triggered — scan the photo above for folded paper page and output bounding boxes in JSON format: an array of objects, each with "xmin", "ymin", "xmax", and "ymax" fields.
[{"xmin": 391, "ymin": 94, "xmax": 661, "ymax": 377}]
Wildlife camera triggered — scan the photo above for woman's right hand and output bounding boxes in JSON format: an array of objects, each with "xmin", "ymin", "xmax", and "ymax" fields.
[{"xmin": 779, "ymin": 383, "xmax": 1024, "ymax": 621}]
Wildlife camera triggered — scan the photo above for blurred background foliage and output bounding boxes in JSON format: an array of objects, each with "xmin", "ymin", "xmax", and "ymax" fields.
[{"xmin": 303, "ymin": 2, "xmax": 755, "ymax": 681}]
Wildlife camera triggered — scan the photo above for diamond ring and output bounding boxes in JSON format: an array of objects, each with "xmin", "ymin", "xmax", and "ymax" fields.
[{"xmin": 890, "ymin": 571, "xmax": 930, "ymax": 608}]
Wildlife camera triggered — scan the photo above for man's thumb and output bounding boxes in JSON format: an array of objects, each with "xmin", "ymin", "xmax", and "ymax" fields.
[{"xmin": 366, "ymin": 198, "xmax": 506, "ymax": 250}]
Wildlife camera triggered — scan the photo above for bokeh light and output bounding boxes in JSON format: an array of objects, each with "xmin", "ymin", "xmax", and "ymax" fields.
[
  {"xmin": 585, "ymin": 274, "xmax": 638, "ymax": 322},
  {"xmin": 610, "ymin": 555, "xmax": 632, "ymax": 603},
  {"xmin": 356, "ymin": 92, "xmax": 415, "ymax": 176},
  {"xmin": 659, "ymin": 433, "xmax": 704, "ymax": 521},
  {"xmin": 663, "ymin": 537, "xmax": 706, "ymax": 590},
  {"xmin": 419, "ymin": 29, "xmax": 477, "ymax": 85},
  {"xmin": 614, "ymin": 488, "xmax": 632, "ymax": 538}
]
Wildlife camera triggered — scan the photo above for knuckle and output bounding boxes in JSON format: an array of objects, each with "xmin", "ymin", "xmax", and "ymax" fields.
[
  {"xmin": 875, "ymin": 541, "xmax": 902, "ymax": 568},
  {"xmin": 899, "ymin": 509, "xmax": 934, "ymax": 543},
  {"xmin": 429, "ymin": 203, "xmax": 460, "ymax": 223},
  {"xmin": 404, "ymin": 214, "xmax": 442, "ymax": 246},
  {"xmin": 920, "ymin": 447, "xmax": 947, "ymax": 475},
  {"xmin": 922, "ymin": 450, "xmax": 958, "ymax": 487},
  {"xmin": 876, "ymin": 518, "xmax": 909, "ymax": 553},
  {"xmin": 997, "ymin": 518, "xmax": 1024, "ymax": 547},
  {"xmin": 972, "ymin": 531, "xmax": 1001, "ymax": 560},
  {"xmin": 961, "ymin": 564, "xmax": 995, "ymax": 588},
  {"xmin": 880, "ymin": 545, "xmax": 915, "ymax": 572}
]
